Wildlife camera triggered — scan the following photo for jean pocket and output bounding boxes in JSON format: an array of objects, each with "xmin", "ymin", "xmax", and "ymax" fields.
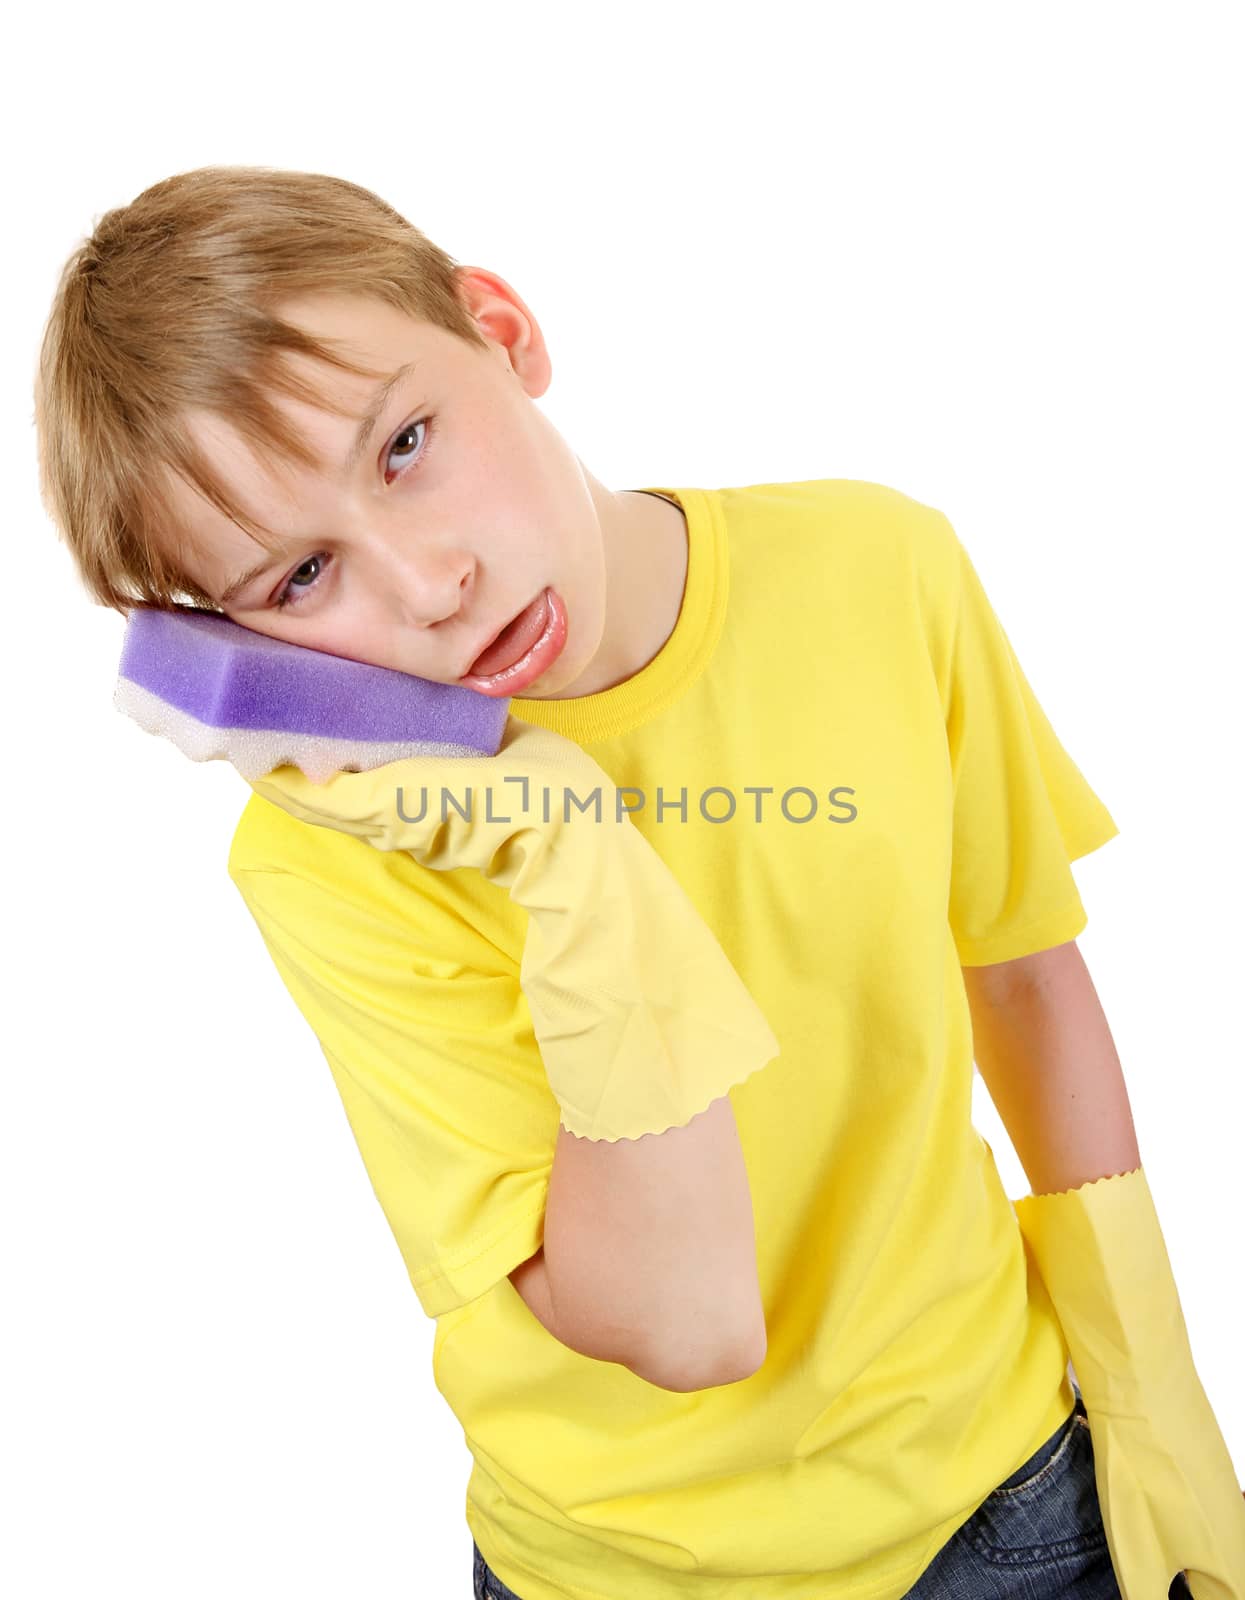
[{"xmin": 958, "ymin": 1398, "xmax": 1110, "ymax": 1567}]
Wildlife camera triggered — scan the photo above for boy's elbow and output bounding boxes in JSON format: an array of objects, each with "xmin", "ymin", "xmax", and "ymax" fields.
[
  {"xmin": 509, "ymin": 1241, "xmax": 766, "ymax": 1389},
  {"xmin": 558, "ymin": 1289, "xmax": 768, "ymax": 1392},
  {"xmin": 635, "ymin": 1319, "xmax": 768, "ymax": 1393}
]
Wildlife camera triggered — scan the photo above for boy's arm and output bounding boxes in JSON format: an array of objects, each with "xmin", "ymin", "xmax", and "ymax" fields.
[
  {"xmin": 967, "ymin": 940, "xmax": 1245, "ymax": 1583},
  {"xmin": 510, "ymin": 1093, "xmax": 767, "ymax": 1392},
  {"xmin": 961, "ymin": 938, "xmax": 1141, "ymax": 1192}
]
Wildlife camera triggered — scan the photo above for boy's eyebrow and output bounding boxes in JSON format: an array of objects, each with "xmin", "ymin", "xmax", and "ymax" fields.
[
  {"xmin": 342, "ymin": 361, "xmax": 420, "ymax": 476},
  {"xmin": 217, "ymin": 554, "xmax": 285, "ymax": 607},
  {"xmin": 215, "ymin": 361, "xmax": 419, "ymax": 605}
]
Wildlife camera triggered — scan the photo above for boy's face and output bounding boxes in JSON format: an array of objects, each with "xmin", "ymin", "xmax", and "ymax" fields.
[{"xmin": 162, "ymin": 273, "xmax": 620, "ymax": 698}]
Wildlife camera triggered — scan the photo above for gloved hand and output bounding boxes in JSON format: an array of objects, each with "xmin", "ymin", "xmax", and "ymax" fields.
[
  {"xmin": 249, "ymin": 718, "xmax": 780, "ymax": 1143},
  {"xmin": 1014, "ymin": 1167, "xmax": 1245, "ymax": 1600}
]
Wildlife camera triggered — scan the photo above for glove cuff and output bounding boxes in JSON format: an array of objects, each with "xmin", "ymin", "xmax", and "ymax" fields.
[{"xmin": 1013, "ymin": 1166, "xmax": 1195, "ymax": 1409}]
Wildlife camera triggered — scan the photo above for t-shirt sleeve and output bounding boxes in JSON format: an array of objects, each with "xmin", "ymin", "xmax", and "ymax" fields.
[
  {"xmin": 229, "ymin": 860, "xmax": 555, "ymax": 1319},
  {"xmin": 936, "ymin": 516, "xmax": 1120, "ymax": 966}
]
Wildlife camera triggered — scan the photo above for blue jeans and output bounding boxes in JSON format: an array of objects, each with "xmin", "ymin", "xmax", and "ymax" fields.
[{"xmin": 471, "ymin": 1387, "xmax": 1195, "ymax": 1599}]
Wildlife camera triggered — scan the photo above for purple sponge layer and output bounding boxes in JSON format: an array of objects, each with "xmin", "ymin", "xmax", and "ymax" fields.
[{"xmin": 115, "ymin": 604, "xmax": 510, "ymax": 782}]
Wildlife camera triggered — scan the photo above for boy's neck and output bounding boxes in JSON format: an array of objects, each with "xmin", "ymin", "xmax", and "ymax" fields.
[{"xmin": 542, "ymin": 487, "xmax": 689, "ymax": 701}]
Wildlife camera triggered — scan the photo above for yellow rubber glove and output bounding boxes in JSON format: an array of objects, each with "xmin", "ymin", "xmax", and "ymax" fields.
[
  {"xmin": 248, "ymin": 718, "xmax": 780, "ymax": 1143},
  {"xmin": 1013, "ymin": 1167, "xmax": 1245, "ymax": 1599}
]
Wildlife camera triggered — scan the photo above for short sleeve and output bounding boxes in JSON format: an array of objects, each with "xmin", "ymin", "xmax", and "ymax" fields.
[
  {"xmin": 939, "ymin": 519, "xmax": 1120, "ymax": 966},
  {"xmin": 229, "ymin": 854, "xmax": 556, "ymax": 1319}
]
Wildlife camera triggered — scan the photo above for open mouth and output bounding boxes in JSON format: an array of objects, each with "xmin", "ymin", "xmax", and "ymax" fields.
[
  {"xmin": 466, "ymin": 592, "xmax": 548, "ymax": 678},
  {"xmin": 459, "ymin": 588, "xmax": 567, "ymax": 696}
]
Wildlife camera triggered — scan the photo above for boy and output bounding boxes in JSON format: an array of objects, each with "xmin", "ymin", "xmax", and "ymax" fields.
[{"xmin": 35, "ymin": 166, "xmax": 1239, "ymax": 1600}]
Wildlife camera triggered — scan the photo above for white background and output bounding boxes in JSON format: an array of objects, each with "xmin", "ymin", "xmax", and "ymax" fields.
[{"xmin": 4, "ymin": 2, "xmax": 1241, "ymax": 1595}]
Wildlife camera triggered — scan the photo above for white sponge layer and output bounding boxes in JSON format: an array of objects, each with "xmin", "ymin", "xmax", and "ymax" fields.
[{"xmin": 114, "ymin": 677, "xmax": 490, "ymax": 785}]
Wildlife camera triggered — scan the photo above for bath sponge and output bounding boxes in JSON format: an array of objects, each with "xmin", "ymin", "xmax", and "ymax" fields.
[{"xmin": 114, "ymin": 604, "xmax": 509, "ymax": 781}]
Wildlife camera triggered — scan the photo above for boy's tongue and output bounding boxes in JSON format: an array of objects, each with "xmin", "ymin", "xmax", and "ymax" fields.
[{"xmin": 469, "ymin": 591, "xmax": 548, "ymax": 676}]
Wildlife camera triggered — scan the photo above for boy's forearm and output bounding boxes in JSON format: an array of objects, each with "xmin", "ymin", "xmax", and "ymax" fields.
[
  {"xmin": 539, "ymin": 1093, "xmax": 767, "ymax": 1390},
  {"xmin": 962, "ymin": 939, "xmax": 1141, "ymax": 1195}
]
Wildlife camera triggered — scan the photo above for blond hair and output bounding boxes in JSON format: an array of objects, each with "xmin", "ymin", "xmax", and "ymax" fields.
[{"xmin": 33, "ymin": 165, "xmax": 491, "ymax": 615}]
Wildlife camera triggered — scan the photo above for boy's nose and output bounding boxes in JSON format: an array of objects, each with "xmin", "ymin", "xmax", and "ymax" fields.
[{"xmin": 387, "ymin": 544, "xmax": 478, "ymax": 632}]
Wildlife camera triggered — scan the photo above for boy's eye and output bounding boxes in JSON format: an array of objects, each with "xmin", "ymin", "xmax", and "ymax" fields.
[
  {"xmin": 274, "ymin": 554, "xmax": 328, "ymax": 611},
  {"xmin": 385, "ymin": 414, "xmax": 433, "ymax": 481}
]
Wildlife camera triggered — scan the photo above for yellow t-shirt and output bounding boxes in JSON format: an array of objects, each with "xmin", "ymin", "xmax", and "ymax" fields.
[{"xmin": 227, "ymin": 478, "xmax": 1119, "ymax": 1600}]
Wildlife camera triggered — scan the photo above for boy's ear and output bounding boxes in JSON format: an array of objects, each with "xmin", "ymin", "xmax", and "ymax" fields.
[{"xmin": 452, "ymin": 264, "xmax": 552, "ymax": 398}]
